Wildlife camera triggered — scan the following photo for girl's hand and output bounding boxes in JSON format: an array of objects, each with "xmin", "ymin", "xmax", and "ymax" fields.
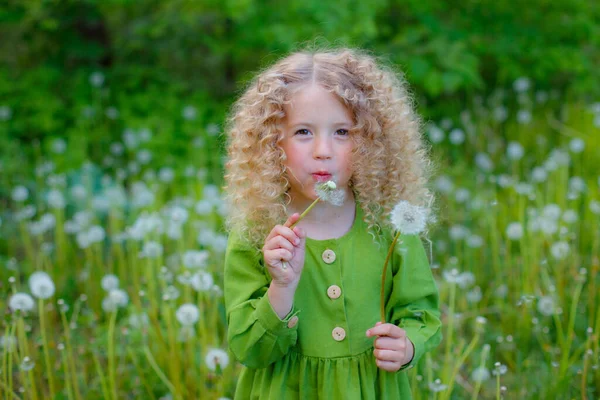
[
  {"xmin": 262, "ymin": 213, "xmax": 307, "ymax": 288},
  {"xmin": 366, "ymin": 322, "xmax": 415, "ymax": 372}
]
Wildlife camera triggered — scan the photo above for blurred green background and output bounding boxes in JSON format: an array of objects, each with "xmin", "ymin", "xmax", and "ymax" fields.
[{"xmin": 1, "ymin": 1, "xmax": 599, "ymax": 399}]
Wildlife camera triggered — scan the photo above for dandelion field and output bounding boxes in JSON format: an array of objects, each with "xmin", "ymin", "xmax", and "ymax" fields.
[{"xmin": 1, "ymin": 77, "xmax": 599, "ymax": 400}]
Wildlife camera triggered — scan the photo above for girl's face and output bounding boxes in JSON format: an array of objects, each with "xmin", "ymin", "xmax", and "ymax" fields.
[{"xmin": 280, "ymin": 84, "xmax": 355, "ymax": 205}]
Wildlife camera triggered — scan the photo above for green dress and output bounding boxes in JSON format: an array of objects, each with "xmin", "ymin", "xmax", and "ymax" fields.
[{"xmin": 224, "ymin": 202, "xmax": 442, "ymax": 399}]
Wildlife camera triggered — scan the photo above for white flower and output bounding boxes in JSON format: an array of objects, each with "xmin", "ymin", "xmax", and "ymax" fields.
[
  {"xmin": 457, "ymin": 271, "xmax": 475, "ymax": 289},
  {"xmin": 507, "ymin": 141, "xmax": 524, "ymax": 160},
  {"xmin": 471, "ymin": 366, "xmax": 491, "ymax": 382},
  {"xmin": 550, "ymin": 241, "xmax": 569, "ymax": 260},
  {"xmin": 466, "ymin": 287, "xmax": 482, "ymax": 303},
  {"xmin": 70, "ymin": 185, "xmax": 88, "ymax": 201},
  {"xmin": 496, "ymin": 174, "xmax": 513, "ymax": 188},
  {"xmin": 569, "ymin": 176, "xmax": 586, "ymax": 193},
  {"xmin": 449, "ymin": 128, "xmax": 465, "ymax": 145},
  {"xmin": 176, "ymin": 304, "xmax": 200, "ymax": 326},
  {"xmin": 466, "ymin": 235, "xmax": 483, "ymax": 248},
  {"xmin": 390, "ymin": 201, "xmax": 428, "ymax": 235},
  {"xmin": 191, "ymin": 271, "xmax": 214, "ymax": 292},
  {"xmin": 195, "ymin": 199, "xmax": 213, "ymax": 215},
  {"xmin": 428, "ymin": 379, "xmax": 448, "ymax": 393},
  {"xmin": 128, "ymin": 312, "xmax": 150, "ymax": 329},
  {"xmin": 9, "ymin": 293, "xmax": 35, "ymax": 312},
  {"xmin": 537, "ymin": 296, "xmax": 555, "ymax": 316},
  {"xmin": 492, "ymin": 362, "xmax": 508, "ymax": 376},
  {"xmin": 183, "ymin": 250, "xmax": 209, "ymax": 269},
  {"xmin": 539, "ymin": 218, "xmax": 558, "ymax": 236},
  {"xmin": 569, "ymin": 138, "xmax": 585, "ymax": 153},
  {"xmin": 443, "ymin": 268, "xmax": 460, "ymax": 284},
  {"xmin": 506, "ymin": 222, "xmax": 523, "ymax": 240},
  {"xmin": 205, "ymin": 348, "xmax": 229, "ymax": 371},
  {"xmin": 101, "ymin": 274, "xmax": 120, "ymax": 291},
  {"xmin": 29, "ymin": 271, "xmax": 55, "ymax": 299},
  {"xmin": 435, "ymin": 175, "xmax": 454, "ymax": 194},
  {"xmin": 542, "ymin": 204, "xmax": 562, "ymax": 220}
]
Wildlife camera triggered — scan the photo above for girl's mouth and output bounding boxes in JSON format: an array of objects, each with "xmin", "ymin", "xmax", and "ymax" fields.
[{"xmin": 312, "ymin": 173, "xmax": 332, "ymax": 182}]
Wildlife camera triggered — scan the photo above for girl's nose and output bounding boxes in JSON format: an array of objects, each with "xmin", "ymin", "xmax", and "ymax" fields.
[{"xmin": 313, "ymin": 135, "xmax": 333, "ymax": 159}]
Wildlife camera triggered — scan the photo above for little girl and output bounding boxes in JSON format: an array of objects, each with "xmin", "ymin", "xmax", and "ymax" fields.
[{"xmin": 223, "ymin": 47, "xmax": 442, "ymax": 399}]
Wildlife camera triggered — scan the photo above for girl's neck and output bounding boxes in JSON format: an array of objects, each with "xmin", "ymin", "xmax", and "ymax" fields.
[{"xmin": 287, "ymin": 189, "xmax": 356, "ymax": 240}]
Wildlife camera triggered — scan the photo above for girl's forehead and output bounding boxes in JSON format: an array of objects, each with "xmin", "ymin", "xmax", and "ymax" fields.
[{"xmin": 282, "ymin": 84, "xmax": 353, "ymax": 122}]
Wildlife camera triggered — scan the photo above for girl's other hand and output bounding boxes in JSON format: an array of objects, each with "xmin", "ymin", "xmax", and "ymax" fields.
[
  {"xmin": 262, "ymin": 213, "xmax": 307, "ymax": 288},
  {"xmin": 366, "ymin": 322, "xmax": 415, "ymax": 372}
]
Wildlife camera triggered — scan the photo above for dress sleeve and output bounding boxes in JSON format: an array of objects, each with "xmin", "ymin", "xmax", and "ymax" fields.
[
  {"xmin": 385, "ymin": 233, "xmax": 443, "ymax": 371},
  {"xmin": 224, "ymin": 230, "xmax": 300, "ymax": 369}
]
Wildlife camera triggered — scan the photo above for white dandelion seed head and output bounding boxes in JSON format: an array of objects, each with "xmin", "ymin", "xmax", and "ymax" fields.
[
  {"xmin": 561, "ymin": 209, "xmax": 578, "ymax": 224},
  {"xmin": 443, "ymin": 268, "xmax": 460, "ymax": 284},
  {"xmin": 159, "ymin": 167, "xmax": 175, "ymax": 183},
  {"xmin": 449, "ymin": 128, "xmax": 465, "ymax": 145},
  {"xmin": 492, "ymin": 363, "xmax": 508, "ymax": 376},
  {"xmin": 434, "ymin": 175, "xmax": 454, "ymax": 194},
  {"xmin": 454, "ymin": 188, "xmax": 471, "ymax": 203},
  {"xmin": 506, "ymin": 222, "xmax": 524, "ymax": 240},
  {"xmin": 513, "ymin": 77, "xmax": 531, "ymax": 92},
  {"xmin": 542, "ymin": 204, "xmax": 562, "ymax": 220},
  {"xmin": 537, "ymin": 296, "xmax": 555, "ymax": 316},
  {"xmin": 471, "ymin": 366, "xmax": 490, "ymax": 382},
  {"xmin": 47, "ymin": 189, "xmax": 66, "ymax": 209},
  {"xmin": 389, "ymin": 201, "xmax": 428, "ymax": 235},
  {"xmin": 182, "ymin": 250, "xmax": 209, "ymax": 269},
  {"xmin": 466, "ymin": 287, "xmax": 482, "ymax": 303},
  {"xmin": 205, "ymin": 348, "xmax": 230, "ymax": 371},
  {"xmin": 466, "ymin": 235, "xmax": 483, "ymax": 248},
  {"xmin": 497, "ymin": 174, "xmax": 513, "ymax": 188},
  {"xmin": 517, "ymin": 109, "xmax": 532, "ymax": 124},
  {"xmin": 569, "ymin": 138, "xmax": 585, "ymax": 153},
  {"xmin": 9, "ymin": 293, "xmax": 35, "ymax": 312},
  {"xmin": 475, "ymin": 153, "xmax": 494, "ymax": 172},
  {"xmin": 456, "ymin": 271, "xmax": 476, "ymax": 289},
  {"xmin": 531, "ymin": 167, "xmax": 547, "ymax": 182},
  {"xmin": 176, "ymin": 303, "xmax": 200, "ymax": 326},
  {"xmin": 428, "ymin": 379, "xmax": 448, "ymax": 393},
  {"xmin": 449, "ymin": 225, "xmax": 469, "ymax": 240},
  {"xmin": 190, "ymin": 271, "xmax": 214, "ymax": 292},
  {"xmin": 101, "ymin": 274, "xmax": 120, "ymax": 291},
  {"xmin": 550, "ymin": 241, "xmax": 569, "ymax": 260},
  {"xmin": 28, "ymin": 271, "xmax": 55, "ymax": 299},
  {"xmin": 507, "ymin": 141, "xmax": 524, "ymax": 160},
  {"xmin": 0, "ymin": 335, "xmax": 17, "ymax": 353},
  {"xmin": 427, "ymin": 124, "xmax": 445, "ymax": 143},
  {"xmin": 314, "ymin": 180, "xmax": 345, "ymax": 206},
  {"xmin": 140, "ymin": 241, "xmax": 163, "ymax": 259},
  {"xmin": 590, "ymin": 200, "xmax": 600, "ymax": 215},
  {"xmin": 569, "ymin": 176, "xmax": 586, "ymax": 193}
]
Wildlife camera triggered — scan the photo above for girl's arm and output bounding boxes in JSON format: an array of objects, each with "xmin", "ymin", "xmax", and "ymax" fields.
[
  {"xmin": 224, "ymin": 231, "xmax": 300, "ymax": 369},
  {"xmin": 386, "ymin": 234, "xmax": 443, "ymax": 371}
]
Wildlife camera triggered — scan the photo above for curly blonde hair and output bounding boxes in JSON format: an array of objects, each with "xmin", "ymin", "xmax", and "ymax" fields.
[{"xmin": 224, "ymin": 46, "xmax": 436, "ymax": 248}]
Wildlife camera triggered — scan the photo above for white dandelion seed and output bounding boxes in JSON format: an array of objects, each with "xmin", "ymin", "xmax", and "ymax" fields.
[
  {"xmin": 531, "ymin": 167, "xmax": 547, "ymax": 182},
  {"xmin": 314, "ymin": 180, "xmax": 345, "ymax": 206},
  {"xmin": 89, "ymin": 71, "xmax": 105, "ymax": 87},
  {"xmin": 443, "ymin": 268, "xmax": 460, "ymax": 284},
  {"xmin": 101, "ymin": 289, "xmax": 129, "ymax": 312},
  {"xmin": 159, "ymin": 167, "xmax": 175, "ymax": 183},
  {"xmin": 475, "ymin": 153, "xmax": 494, "ymax": 172},
  {"xmin": 28, "ymin": 271, "xmax": 55, "ymax": 299},
  {"xmin": 513, "ymin": 77, "xmax": 531, "ymax": 92},
  {"xmin": 434, "ymin": 175, "xmax": 454, "ymax": 194},
  {"xmin": 493, "ymin": 106, "xmax": 508, "ymax": 122},
  {"xmin": 492, "ymin": 362, "xmax": 508, "ymax": 376},
  {"xmin": 590, "ymin": 200, "xmax": 600, "ymax": 215},
  {"xmin": 0, "ymin": 335, "xmax": 17, "ymax": 353},
  {"xmin": 182, "ymin": 105, "xmax": 197, "ymax": 120},
  {"xmin": 466, "ymin": 235, "xmax": 483, "ymax": 248},
  {"xmin": 517, "ymin": 110, "xmax": 532, "ymax": 124},
  {"xmin": 449, "ymin": 225, "xmax": 469, "ymax": 240},
  {"xmin": 428, "ymin": 125, "xmax": 445, "ymax": 143},
  {"xmin": 561, "ymin": 209, "xmax": 578, "ymax": 224},
  {"xmin": 140, "ymin": 241, "xmax": 163, "ymax": 259},
  {"xmin": 390, "ymin": 201, "xmax": 428, "ymax": 235},
  {"xmin": 428, "ymin": 379, "xmax": 448, "ymax": 393},
  {"xmin": 9, "ymin": 293, "xmax": 35, "ymax": 312},
  {"xmin": 176, "ymin": 304, "xmax": 200, "ymax": 326},
  {"xmin": 569, "ymin": 177, "xmax": 586, "ymax": 193},
  {"xmin": 205, "ymin": 348, "xmax": 230, "ymax": 371}
]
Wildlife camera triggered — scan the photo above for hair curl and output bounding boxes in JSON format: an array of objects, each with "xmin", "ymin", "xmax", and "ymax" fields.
[{"xmin": 223, "ymin": 46, "xmax": 437, "ymax": 248}]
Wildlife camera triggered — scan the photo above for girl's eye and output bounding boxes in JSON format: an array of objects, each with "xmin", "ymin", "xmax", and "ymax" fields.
[
  {"xmin": 295, "ymin": 129, "xmax": 311, "ymax": 136},
  {"xmin": 336, "ymin": 129, "xmax": 349, "ymax": 136}
]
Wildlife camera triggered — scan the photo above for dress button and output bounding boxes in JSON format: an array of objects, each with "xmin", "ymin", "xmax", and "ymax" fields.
[
  {"xmin": 327, "ymin": 285, "xmax": 341, "ymax": 299},
  {"xmin": 322, "ymin": 249, "xmax": 336, "ymax": 264},
  {"xmin": 332, "ymin": 327, "xmax": 346, "ymax": 341},
  {"xmin": 287, "ymin": 315, "xmax": 299, "ymax": 328}
]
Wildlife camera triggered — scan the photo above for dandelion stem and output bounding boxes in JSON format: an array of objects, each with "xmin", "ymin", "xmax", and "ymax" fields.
[
  {"xmin": 107, "ymin": 310, "xmax": 118, "ymax": 400},
  {"xmin": 92, "ymin": 351, "xmax": 110, "ymax": 400},
  {"xmin": 143, "ymin": 345, "xmax": 180, "ymax": 400},
  {"xmin": 290, "ymin": 197, "xmax": 320, "ymax": 229},
  {"xmin": 38, "ymin": 299, "xmax": 56, "ymax": 398},
  {"xmin": 381, "ymin": 231, "xmax": 401, "ymax": 322}
]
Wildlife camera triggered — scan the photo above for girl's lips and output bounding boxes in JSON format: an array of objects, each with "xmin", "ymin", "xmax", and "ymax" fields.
[{"xmin": 312, "ymin": 173, "xmax": 332, "ymax": 182}]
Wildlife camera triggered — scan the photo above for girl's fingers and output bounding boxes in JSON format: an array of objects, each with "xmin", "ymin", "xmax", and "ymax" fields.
[
  {"xmin": 366, "ymin": 323, "xmax": 406, "ymax": 338},
  {"xmin": 265, "ymin": 225, "xmax": 300, "ymax": 248},
  {"xmin": 263, "ymin": 235, "xmax": 295, "ymax": 252},
  {"xmin": 373, "ymin": 336, "xmax": 403, "ymax": 351},
  {"xmin": 373, "ymin": 349, "xmax": 401, "ymax": 362},
  {"xmin": 283, "ymin": 213, "xmax": 301, "ymax": 228},
  {"xmin": 267, "ymin": 249, "xmax": 293, "ymax": 264},
  {"xmin": 374, "ymin": 359, "xmax": 400, "ymax": 372}
]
